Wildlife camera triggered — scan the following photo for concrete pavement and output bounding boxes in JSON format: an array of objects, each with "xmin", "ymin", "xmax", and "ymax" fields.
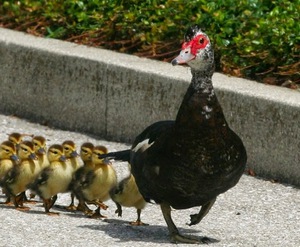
[{"xmin": 0, "ymin": 114, "xmax": 299, "ymax": 246}]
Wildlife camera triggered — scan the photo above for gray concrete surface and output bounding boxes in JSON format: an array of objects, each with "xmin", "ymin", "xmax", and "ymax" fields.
[
  {"xmin": 0, "ymin": 27, "xmax": 300, "ymax": 187},
  {"xmin": 0, "ymin": 114, "xmax": 299, "ymax": 246}
]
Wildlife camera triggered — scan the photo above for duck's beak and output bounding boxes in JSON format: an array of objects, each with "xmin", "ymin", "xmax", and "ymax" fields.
[{"xmin": 171, "ymin": 47, "xmax": 195, "ymax": 66}]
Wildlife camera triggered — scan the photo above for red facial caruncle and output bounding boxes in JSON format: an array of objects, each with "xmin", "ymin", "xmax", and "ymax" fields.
[{"xmin": 182, "ymin": 34, "xmax": 209, "ymax": 56}]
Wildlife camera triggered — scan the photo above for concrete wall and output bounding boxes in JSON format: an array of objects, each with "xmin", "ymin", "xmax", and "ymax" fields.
[{"xmin": 0, "ymin": 28, "xmax": 299, "ymax": 186}]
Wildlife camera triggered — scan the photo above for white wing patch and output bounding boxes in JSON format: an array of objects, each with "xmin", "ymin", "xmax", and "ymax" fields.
[{"xmin": 132, "ymin": 138, "xmax": 155, "ymax": 153}]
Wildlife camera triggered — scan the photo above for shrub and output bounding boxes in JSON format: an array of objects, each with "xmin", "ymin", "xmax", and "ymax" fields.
[{"xmin": 0, "ymin": 0, "xmax": 299, "ymax": 87}]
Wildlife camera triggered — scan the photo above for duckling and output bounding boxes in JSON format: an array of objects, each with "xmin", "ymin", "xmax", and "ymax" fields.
[
  {"xmin": 8, "ymin": 132, "xmax": 33, "ymax": 151},
  {"xmin": 62, "ymin": 140, "xmax": 82, "ymax": 210},
  {"xmin": 110, "ymin": 170, "xmax": 147, "ymax": 225},
  {"xmin": 69, "ymin": 142, "xmax": 94, "ymax": 214},
  {"xmin": 32, "ymin": 135, "xmax": 49, "ymax": 170},
  {"xmin": 29, "ymin": 135, "xmax": 49, "ymax": 200},
  {"xmin": 1, "ymin": 141, "xmax": 38, "ymax": 210},
  {"xmin": 73, "ymin": 145, "xmax": 117, "ymax": 218},
  {"xmin": 29, "ymin": 144, "xmax": 72, "ymax": 215},
  {"xmin": 0, "ymin": 141, "xmax": 19, "ymax": 204}
]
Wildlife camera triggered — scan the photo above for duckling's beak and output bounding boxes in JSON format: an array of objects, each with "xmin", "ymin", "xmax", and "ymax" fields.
[
  {"xmin": 103, "ymin": 158, "xmax": 112, "ymax": 165},
  {"xmin": 10, "ymin": 154, "xmax": 19, "ymax": 162},
  {"xmin": 30, "ymin": 153, "xmax": 38, "ymax": 160},
  {"xmin": 60, "ymin": 155, "xmax": 66, "ymax": 162},
  {"xmin": 171, "ymin": 47, "xmax": 195, "ymax": 66},
  {"xmin": 71, "ymin": 151, "xmax": 79, "ymax": 158},
  {"xmin": 38, "ymin": 148, "xmax": 46, "ymax": 154}
]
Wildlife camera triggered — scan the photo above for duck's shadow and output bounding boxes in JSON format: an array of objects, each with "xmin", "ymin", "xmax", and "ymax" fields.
[{"xmin": 79, "ymin": 218, "xmax": 219, "ymax": 244}]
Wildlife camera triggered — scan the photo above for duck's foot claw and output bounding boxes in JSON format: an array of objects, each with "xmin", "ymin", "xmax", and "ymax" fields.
[
  {"xmin": 170, "ymin": 233, "xmax": 202, "ymax": 244},
  {"xmin": 189, "ymin": 213, "xmax": 201, "ymax": 226}
]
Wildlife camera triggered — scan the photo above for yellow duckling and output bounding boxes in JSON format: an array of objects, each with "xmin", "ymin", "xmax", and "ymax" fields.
[
  {"xmin": 0, "ymin": 141, "xmax": 18, "ymax": 179},
  {"xmin": 73, "ymin": 145, "xmax": 117, "ymax": 218},
  {"xmin": 1, "ymin": 141, "xmax": 38, "ymax": 210},
  {"xmin": 69, "ymin": 142, "xmax": 94, "ymax": 214},
  {"xmin": 8, "ymin": 132, "xmax": 33, "ymax": 150},
  {"xmin": 0, "ymin": 141, "xmax": 19, "ymax": 204},
  {"xmin": 110, "ymin": 171, "xmax": 147, "ymax": 225},
  {"xmin": 29, "ymin": 135, "xmax": 49, "ymax": 200},
  {"xmin": 29, "ymin": 144, "xmax": 72, "ymax": 215},
  {"xmin": 62, "ymin": 140, "xmax": 82, "ymax": 210},
  {"xmin": 32, "ymin": 135, "xmax": 49, "ymax": 170}
]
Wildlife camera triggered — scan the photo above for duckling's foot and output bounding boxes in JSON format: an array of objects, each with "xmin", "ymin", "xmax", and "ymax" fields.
[
  {"xmin": 47, "ymin": 212, "xmax": 60, "ymax": 216},
  {"xmin": 66, "ymin": 205, "xmax": 77, "ymax": 211},
  {"xmin": 90, "ymin": 212, "xmax": 107, "ymax": 219},
  {"xmin": 16, "ymin": 206, "xmax": 30, "ymax": 211},
  {"xmin": 130, "ymin": 220, "xmax": 148, "ymax": 226},
  {"xmin": 24, "ymin": 199, "xmax": 38, "ymax": 204}
]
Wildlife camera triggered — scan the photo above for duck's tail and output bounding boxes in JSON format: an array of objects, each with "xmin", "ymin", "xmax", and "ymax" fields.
[{"xmin": 98, "ymin": 149, "xmax": 131, "ymax": 162}]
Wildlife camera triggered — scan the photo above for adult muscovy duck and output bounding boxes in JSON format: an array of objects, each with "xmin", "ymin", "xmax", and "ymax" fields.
[{"xmin": 100, "ymin": 25, "xmax": 247, "ymax": 243}]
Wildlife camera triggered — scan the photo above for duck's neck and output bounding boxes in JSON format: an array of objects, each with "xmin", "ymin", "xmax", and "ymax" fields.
[{"xmin": 175, "ymin": 69, "xmax": 228, "ymax": 130}]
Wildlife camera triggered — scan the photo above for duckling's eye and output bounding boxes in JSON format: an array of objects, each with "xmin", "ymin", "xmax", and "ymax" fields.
[
  {"xmin": 51, "ymin": 151, "xmax": 58, "ymax": 154},
  {"xmin": 81, "ymin": 149, "xmax": 88, "ymax": 154},
  {"xmin": 64, "ymin": 147, "xmax": 69, "ymax": 151},
  {"xmin": 22, "ymin": 148, "xmax": 28, "ymax": 152}
]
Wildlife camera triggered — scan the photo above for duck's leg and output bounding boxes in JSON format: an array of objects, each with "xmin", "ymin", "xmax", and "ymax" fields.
[
  {"xmin": 113, "ymin": 202, "xmax": 122, "ymax": 217},
  {"xmin": 91, "ymin": 206, "xmax": 107, "ymax": 218},
  {"xmin": 44, "ymin": 196, "xmax": 59, "ymax": 216},
  {"xmin": 161, "ymin": 202, "xmax": 201, "ymax": 244},
  {"xmin": 189, "ymin": 197, "xmax": 216, "ymax": 226},
  {"xmin": 66, "ymin": 193, "xmax": 77, "ymax": 210},
  {"xmin": 130, "ymin": 208, "xmax": 148, "ymax": 226},
  {"xmin": 14, "ymin": 193, "xmax": 30, "ymax": 211},
  {"xmin": 77, "ymin": 200, "xmax": 93, "ymax": 215}
]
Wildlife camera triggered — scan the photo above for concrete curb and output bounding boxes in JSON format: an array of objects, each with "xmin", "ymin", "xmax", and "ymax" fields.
[{"xmin": 0, "ymin": 28, "xmax": 299, "ymax": 186}]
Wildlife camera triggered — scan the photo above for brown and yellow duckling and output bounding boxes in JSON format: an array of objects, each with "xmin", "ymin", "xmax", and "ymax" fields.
[
  {"xmin": 110, "ymin": 171, "xmax": 147, "ymax": 225},
  {"xmin": 8, "ymin": 132, "xmax": 33, "ymax": 151},
  {"xmin": 0, "ymin": 141, "xmax": 19, "ymax": 204},
  {"xmin": 69, "ymin": 142, "xmax": 94, "ymax": 214},
  {"xmin": 29, "ymin": 135, "xmax": 49, "ymax": 200},
  {"xmin": 32, "ymin": 135, "xmax": 49, "ymax": 170},
  {"xmin": 29, "ymin": 144, "xmax": 73, "ymax": 215},
  {"xmin": 62, "ymin": 140, "xmax": 82, "ymax": 210},
  {"xmin": 1, "ymin": 141, "xmax": 38, "ymax": 210},
  {"xmin": 72, "ymin": 145, "xmax": 117, "ymax": 218}
]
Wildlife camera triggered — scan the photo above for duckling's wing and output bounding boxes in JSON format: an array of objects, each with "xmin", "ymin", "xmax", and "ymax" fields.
[{"xmin": 28, "ymin": 167, "xmax": 53, "ymax": 192}]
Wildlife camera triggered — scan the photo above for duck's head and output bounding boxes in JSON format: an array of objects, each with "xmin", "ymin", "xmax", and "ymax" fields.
[
  {"xmin": 62, "ymin": 140, "xmax": 78, "ymax": 159},
  {"xmin": 80, "ymin": 142, "xmax": 94, "ymax": 163},
  {"xmin": 92, "ymin": 145, "xmax": 109, "ymax": 165},
  {"xmin": 0, "ymin": 141, "xmax": 19, "ymax": 162},
  {"xmin": 18, "ymin": 141, "xmax": 37, "ymax": 161},
  {"xmin": 172, "ymin": 25, "xmax": 214, "ymax": 72},
  {"xmin": 32, "ymin": 136, "xmax": 47, "ymax": 155},
  {"xmin": 48, "ymin": 144, "xmax": 66, "ymax": 162}
]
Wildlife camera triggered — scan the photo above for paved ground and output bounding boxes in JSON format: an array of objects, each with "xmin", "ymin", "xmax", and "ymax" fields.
[{"xmin": 0, "ymin": 114, "xmax": 299, "ymax": 247}]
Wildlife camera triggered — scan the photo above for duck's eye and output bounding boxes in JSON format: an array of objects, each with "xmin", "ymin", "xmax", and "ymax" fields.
[
  {"xmin": 199, "ymin": 38, "xmax": 204, "ymax": 44},
  {"xmin": 64, "ymin": 147, "xmax": 69, "ymax": 151}
]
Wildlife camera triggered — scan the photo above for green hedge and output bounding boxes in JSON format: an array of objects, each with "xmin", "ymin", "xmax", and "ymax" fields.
[{"xmin": 1, "ymin": 0, "xmax": 299, "ymax": 86}]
